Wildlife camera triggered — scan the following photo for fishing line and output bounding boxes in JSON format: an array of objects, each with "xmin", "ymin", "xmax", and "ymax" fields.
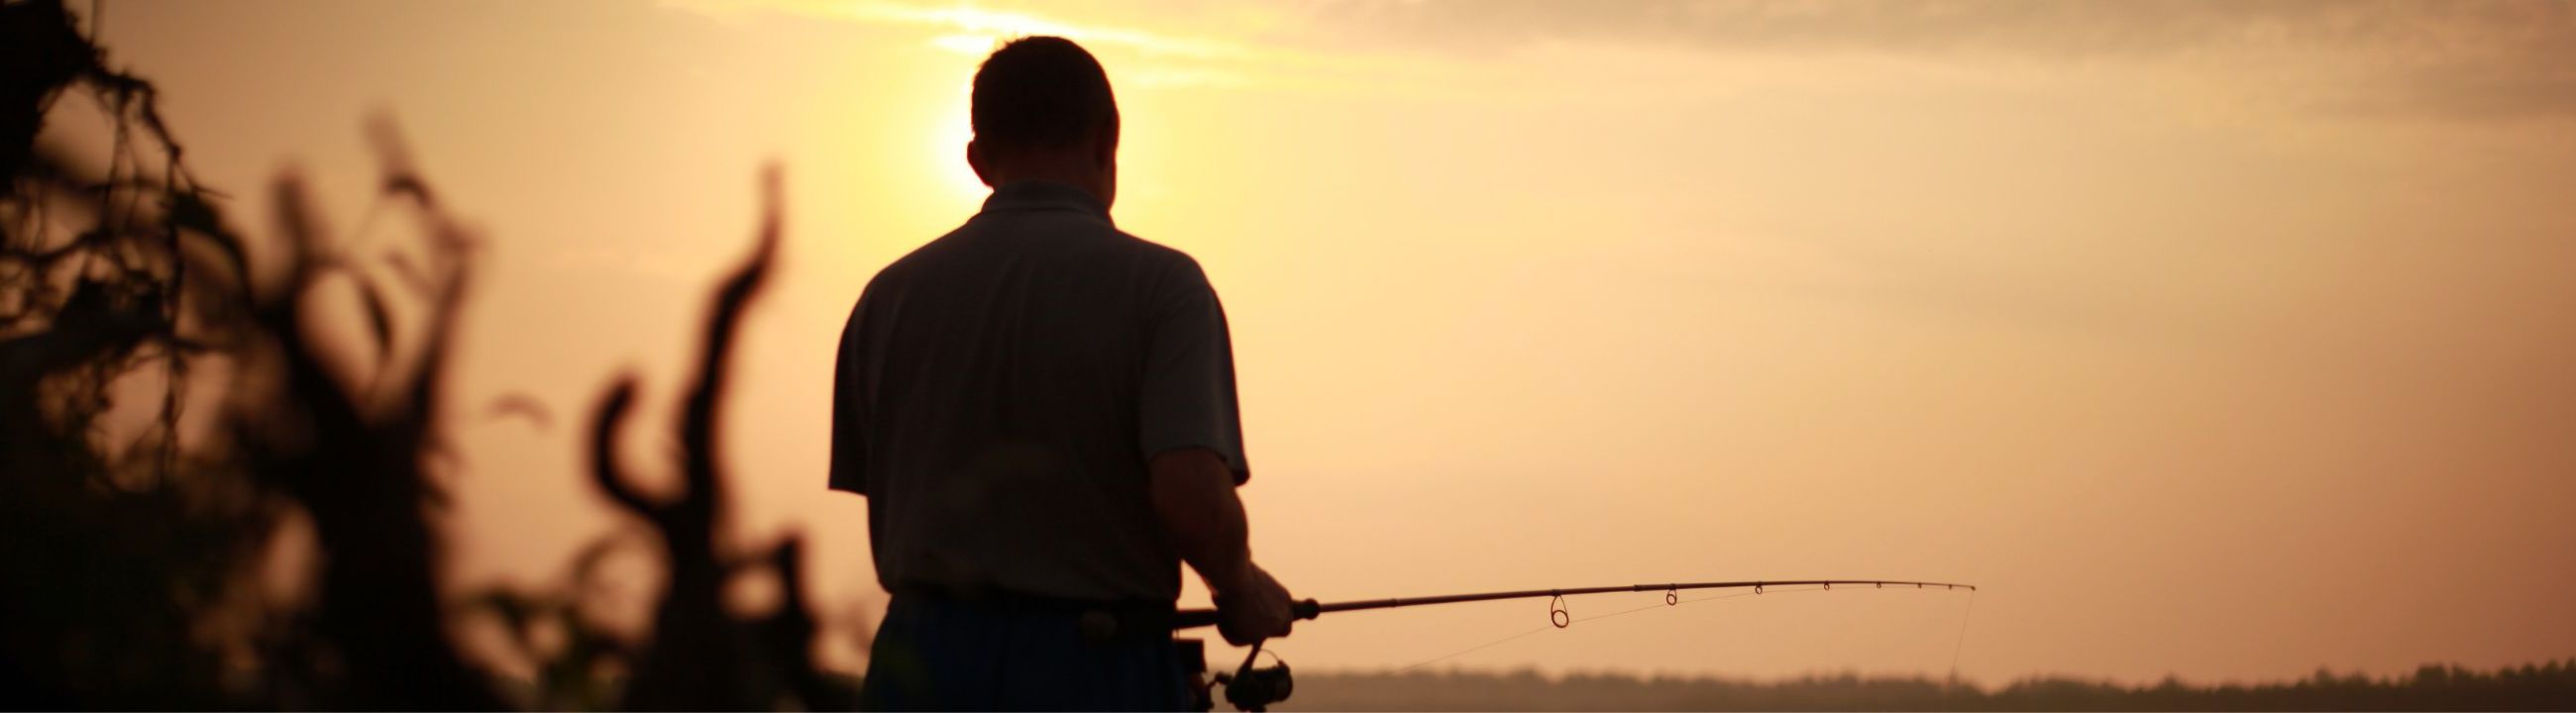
[
  {"xmin": 1392, "ymin": 624, "xmax": 1555, "ymax": 672},
  {"xmin": 1948, "ymin": 587, "xmax": 1976, "ymax": 683}
]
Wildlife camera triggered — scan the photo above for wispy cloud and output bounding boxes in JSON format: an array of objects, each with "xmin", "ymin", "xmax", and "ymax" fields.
[
  {"xmin": 546, "ymin": 245, "xmax": 708, "ymax": 283},
  {"xmin": 737, "ymin": 0, "xmax": 1254, "ymax": 58},
  {"xmin": 1288, "ymin": 0, "xmax": 2576, "ymax": 122},
  {"xmin": 661, "ymin": 0, "xmax": 1411, "ymax": 90},
  {"xmin": 665, "ymin": 0, "xmax": 2576, "ymax": 120}
]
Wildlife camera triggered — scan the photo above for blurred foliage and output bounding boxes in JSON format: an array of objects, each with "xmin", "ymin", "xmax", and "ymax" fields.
[
  {"xmin": 1, "ymin": 0, "xmax": 851, "ymax": 708},
  {"xmin": 1284, "ymin": 662, "xmax": 2576, "ymax": 711},
  {"xmin": 4, "ymin": 0, "xmax": 278, "ymax": 707}
]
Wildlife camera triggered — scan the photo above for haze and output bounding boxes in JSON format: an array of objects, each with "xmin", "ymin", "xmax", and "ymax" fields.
[{"xmin": 85, "ymin": 0, "xmax": 2576, "ymax": 685}]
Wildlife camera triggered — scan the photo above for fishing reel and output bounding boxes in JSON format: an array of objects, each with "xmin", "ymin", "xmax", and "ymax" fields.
[
  {"xmin": 1216, "ymin": 642, "xmax": 1293, "ymax": 712},
  {"xmin": 1179, "ymin": 639, "xmax": 1294, "ymax": 712}
]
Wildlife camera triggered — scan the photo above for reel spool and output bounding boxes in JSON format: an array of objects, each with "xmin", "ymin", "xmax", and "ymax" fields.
[{"xmin": 1180, "ymin": 639, "xmax": 1294, "ymax": 712}]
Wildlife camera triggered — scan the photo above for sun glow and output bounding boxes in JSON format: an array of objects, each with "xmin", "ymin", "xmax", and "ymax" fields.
[
  {"xmin": 792, "ymin": 0, "xmax": 1250, "ymax": 59},
  {"xmin": 929, "ymin": 83, "xmax": 983, "ymax": 205},
  {"xmin": 928, "ymin": 32, "xmax": 998, "ymax": 56}
]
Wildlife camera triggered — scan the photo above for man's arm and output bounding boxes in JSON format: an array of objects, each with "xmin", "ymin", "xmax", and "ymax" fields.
[{"xmin": 1150, "ymin": 447, "xmax": 1293, "ymax": 646}]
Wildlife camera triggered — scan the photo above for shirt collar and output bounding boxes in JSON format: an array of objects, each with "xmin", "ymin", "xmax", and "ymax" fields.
[{"xmin": 981, "ymin": 180, "xmax": 1113, "ymax": 224}]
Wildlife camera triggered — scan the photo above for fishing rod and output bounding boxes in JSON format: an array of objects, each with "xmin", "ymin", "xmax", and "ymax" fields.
[
  {"xmin": 1173, "ymin": 578, "xmax": 1975, "ymax": 631},
  {"xmin": 1169, "ymin": 578, "xmax": 1978, "ymax": 712}
]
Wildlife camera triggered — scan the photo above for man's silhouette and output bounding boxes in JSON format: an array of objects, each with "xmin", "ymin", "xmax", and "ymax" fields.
[{"xmin": 831, "ymin": 36, "xmax": 1297, "ymax": 710}]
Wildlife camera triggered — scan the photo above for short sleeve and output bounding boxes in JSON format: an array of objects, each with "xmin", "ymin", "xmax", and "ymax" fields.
[
  {"xmin": 827, "ymin": 298, "xmax": 869, "ymax": 494},
  {"xmin": 1137, "ymin": 256, "xmax": 1251, "ymax": 483}
]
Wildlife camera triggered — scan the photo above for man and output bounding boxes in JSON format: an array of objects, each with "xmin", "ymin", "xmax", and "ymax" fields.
[{"xmin": 830, "ymin": 37, "xmax": 1298, "ymax": 710}]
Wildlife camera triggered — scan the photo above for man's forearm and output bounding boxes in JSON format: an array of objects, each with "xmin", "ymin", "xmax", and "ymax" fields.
[{"xmin": 1148, "ymin": 449, "xmax": 1255, "ymax": 594}]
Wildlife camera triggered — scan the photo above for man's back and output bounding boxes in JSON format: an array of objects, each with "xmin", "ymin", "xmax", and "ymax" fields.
[
  {"xmin": 831, "ymin": 179, "xmax": 1248, "ymax": 605},
  {"xmin": 840, "ymin": 36, "xmax": 1293, "ymax": 711}
]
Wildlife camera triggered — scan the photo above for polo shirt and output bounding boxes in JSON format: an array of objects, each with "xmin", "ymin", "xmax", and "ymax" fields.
[{"xmin": 829, "ymin": 179, "xmax": 1249, "ymax": 604}]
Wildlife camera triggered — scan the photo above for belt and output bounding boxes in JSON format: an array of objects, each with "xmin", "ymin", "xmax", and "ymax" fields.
[{"xmin": 893, "ymin": 583, "xmax": 1177, "ymax": 642}]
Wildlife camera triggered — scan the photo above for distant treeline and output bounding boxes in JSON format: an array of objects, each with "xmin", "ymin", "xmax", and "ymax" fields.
[{"xmin": 1278, "ymin": 661, "xmax": 2576, "ymax": 711}]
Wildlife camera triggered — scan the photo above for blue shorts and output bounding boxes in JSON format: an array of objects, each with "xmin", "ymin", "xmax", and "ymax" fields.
[{"xmin": 860, "ymin": 594, "xmax": 1197, "ymax": 711}]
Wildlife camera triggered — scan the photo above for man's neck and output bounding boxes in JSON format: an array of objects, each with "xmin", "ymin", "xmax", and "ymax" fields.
[{"xmin": 980, "ymin": 156, "xmax": 1111, "ymax": 207}]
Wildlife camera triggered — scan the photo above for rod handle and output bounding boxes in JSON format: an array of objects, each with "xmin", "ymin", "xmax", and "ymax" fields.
[{"xmin": 1170, "ymin": 598, "xmax": 1321, "ymax": 632}]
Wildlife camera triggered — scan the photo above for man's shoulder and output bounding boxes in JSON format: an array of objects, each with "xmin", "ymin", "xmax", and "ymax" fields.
[
  {"xmin": 1107, "ymin": 233, "xmax": 1218, "ymax": 304},
  {"xmin": 862, "ymin": 223, "xmax": 985, "ymax": 290},
  {"xmin": 984, "ymin": 214, "xmax": 1206, "ymax": 278},
  {"xmin": 1016, "ymin": 209, "xmax": 1189, "ymax": 265},
  {"xmin": 1114, "ymin": 230, "xmax": 1202, "ymax": 270},
  {"xmin": 864, "ymin": 218, "xmax": 1204, "ymax": 298}
]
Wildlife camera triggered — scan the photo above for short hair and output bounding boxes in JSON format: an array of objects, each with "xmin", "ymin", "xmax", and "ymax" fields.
[{"xmin": 971, "ymin": 37, "xmax": 1119, "ymax": 155}]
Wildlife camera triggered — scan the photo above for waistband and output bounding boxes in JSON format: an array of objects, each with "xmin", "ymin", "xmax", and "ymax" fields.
[{"xmin": 891, "ymin": 583, "xmax": 1176, "ymax": 642}]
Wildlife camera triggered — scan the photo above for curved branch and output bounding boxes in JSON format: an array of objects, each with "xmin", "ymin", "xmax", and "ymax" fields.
[
  {"xmin": 588, "ymin": 375, "xmax": 662, "ymax": 523},
  {"xmin": 674, "ymin": 165, "xmax": 779, "ymax": 524}
]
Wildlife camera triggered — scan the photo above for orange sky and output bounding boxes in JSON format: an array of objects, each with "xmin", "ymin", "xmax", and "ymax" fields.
[{"xmin": 78, "ymin": 0, "xmax": 2576, "ymax": 685}]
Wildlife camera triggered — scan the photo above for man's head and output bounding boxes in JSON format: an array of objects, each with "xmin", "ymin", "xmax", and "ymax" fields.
[{"xmin": 968, "ymin": 37, "xmax": 1121, "ymax": 205}]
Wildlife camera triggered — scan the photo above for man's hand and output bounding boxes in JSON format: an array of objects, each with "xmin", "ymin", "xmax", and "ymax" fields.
[{"xmin": 1213, "ymin": 562, "xmax": 1295, "ymax": 647}]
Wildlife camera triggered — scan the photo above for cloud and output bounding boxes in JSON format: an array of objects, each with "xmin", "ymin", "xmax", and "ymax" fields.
[
  {"xmin": 734, "ymin": 0, "xmax": 1255, "ymax": 59},
  {"xmin": 1292, "ymin": 1, "xmax": 2554, "ymax": 61},
  {"xmin": 546, "ymin": 245, "xmax": 706, "ymax": 283},
  {"xmin": 662, "ymin": 1, "xmax": 2576, "ymax": 120},
  {"xmin": 1288, "ymin": 0, "xmax": 2576, "ymax": 122},
  {"xmin": 661, "ymin": 0, "xmax": 1406, "ymax": 90}
]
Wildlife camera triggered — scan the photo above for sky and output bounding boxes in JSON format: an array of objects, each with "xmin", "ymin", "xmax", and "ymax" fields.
[{"xmin": 73, "ymin": 0, "xmax": 2576, "ymax": 686}]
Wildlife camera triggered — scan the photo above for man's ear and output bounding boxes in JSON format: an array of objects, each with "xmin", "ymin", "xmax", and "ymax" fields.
[
  {"xmin": 1091, "ymin": 118, "xmax": 1120, "ymax": 168},
  {"xmin": 966, "ymin": 139, "xmax": 996, "ymax": 187}
]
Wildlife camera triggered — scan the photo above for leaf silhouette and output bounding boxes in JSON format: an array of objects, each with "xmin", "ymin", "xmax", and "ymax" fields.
[{"xmin": 357, "ymin": 275, "xmax": 395, "ymax": 359}]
